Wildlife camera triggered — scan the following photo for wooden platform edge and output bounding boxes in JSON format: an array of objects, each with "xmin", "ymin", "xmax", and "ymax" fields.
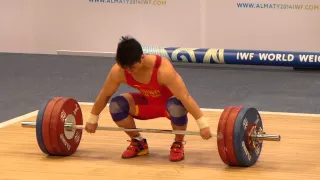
[{"xmin": 1, "ymin": 101, "xmax": 320, "ymax": 129}]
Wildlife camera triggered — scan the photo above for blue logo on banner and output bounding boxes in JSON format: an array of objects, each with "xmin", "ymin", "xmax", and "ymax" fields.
[{"xmin": 163, "ymin": 47, "xmax": 224, "ymax": 64}]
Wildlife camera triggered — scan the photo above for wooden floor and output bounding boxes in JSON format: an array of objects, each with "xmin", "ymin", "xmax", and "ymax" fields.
[{"xmin": 0, "ymin": 104, "xmax": 319, "ymax": 180}]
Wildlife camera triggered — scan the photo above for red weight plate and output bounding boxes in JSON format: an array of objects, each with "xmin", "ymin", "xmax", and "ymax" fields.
[
  {"xmin": 42, "ymin": 97, "xmax": 63, "ymax": 155},
  {"xmin": 225, "ymin": 106, "xmax": 244, "ymax": 166},
  {"xmin": 217, "ymin": 106, "xmax": 234, "ymax": 165},
  {"xmin": 49, "ymin": 98, "xmax": 66, "ymax": 155},
  {"xmin": 50, "ymin": 97, "xmax": 83, "ymax": 156}
]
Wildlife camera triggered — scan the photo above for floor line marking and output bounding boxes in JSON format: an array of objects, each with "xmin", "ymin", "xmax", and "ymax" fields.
[
  {"xmin": 78, "ymin": 102, "xmax": 320, "ymax": 117},
  {"xmin": 0, "ymin": 110, "xmax": 38, "ymax": 128}
]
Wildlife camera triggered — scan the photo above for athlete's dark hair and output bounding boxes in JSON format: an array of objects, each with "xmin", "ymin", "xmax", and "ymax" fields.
[{"xmin": 115, "ymin": 36, "xmax": 143, "ymax": 69}]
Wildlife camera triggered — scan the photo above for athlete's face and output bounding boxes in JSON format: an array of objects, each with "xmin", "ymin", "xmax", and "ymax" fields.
[{"xmin": 125, "ymin": 55, "xmax": 144, "ymax": 74}]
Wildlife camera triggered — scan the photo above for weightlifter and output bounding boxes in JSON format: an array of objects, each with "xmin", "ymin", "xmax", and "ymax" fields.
[{"xmin": 85, "ymin": 36, "xmax": 212, "ymax": 161}]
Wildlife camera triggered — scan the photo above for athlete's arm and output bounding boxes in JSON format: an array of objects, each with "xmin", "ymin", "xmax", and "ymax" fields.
[
  {"xmin": 159, "ymin": 59, "xmax": 208, "ymax": 129},
  {"xmin": 90, "ymin": 64, "xmax": 122, "ymax": 117}
]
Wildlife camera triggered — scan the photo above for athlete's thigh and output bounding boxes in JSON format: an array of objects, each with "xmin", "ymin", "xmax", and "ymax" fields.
[
  {"xmin": 120, "ymin": 92, "xmax": 166, "ymax": 120},
  {"xmin": 119, "ymin": 92, "xmax": 147, "ymax": 115}
]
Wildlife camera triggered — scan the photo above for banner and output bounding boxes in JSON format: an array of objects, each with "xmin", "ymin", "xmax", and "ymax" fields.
[
  {"xmin": 143, "ymin": 46, "xmax": 320, "ymax": 67},
  {"xmin": 204, "ymin": 0, "xmax": 320, "ymax": 53}
]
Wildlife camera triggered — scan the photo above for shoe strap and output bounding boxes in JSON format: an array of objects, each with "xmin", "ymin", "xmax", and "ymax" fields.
[
  {"xmin": 126, "ymin": 139, "xmax": 144, "ymax": 151},
  {"xmin": 170, "ymin": 141, "xmax": 185, "ymax": 152}
]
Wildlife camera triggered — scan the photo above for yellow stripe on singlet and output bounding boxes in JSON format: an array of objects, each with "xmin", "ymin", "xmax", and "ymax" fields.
[{"xmin": 134, "ymin": 105, "xmax": 139, "ymax": 116}]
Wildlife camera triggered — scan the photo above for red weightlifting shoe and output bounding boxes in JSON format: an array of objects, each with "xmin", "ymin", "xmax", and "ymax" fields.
[
  {"xmin": 121, "ymin": 138, "xmax": 149, "ymax": 158},
  {"xmin": 170, "ymin": 141, "xmax": 185, "ymax": 161}
]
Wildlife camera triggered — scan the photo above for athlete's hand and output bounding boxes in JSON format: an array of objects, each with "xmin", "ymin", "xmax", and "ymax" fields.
[
  {"xmin": 200, "ymin": 127, "xmax": 212, "ymax": 140},
  {"xmin": 85, "ymin": 122, "xmax": 98, "ymax": 134}
]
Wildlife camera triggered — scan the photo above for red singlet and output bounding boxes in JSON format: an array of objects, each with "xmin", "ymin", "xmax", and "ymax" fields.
[{"xmin": 124, "ymin": 55, "xmax": 173, "ymax": 120}]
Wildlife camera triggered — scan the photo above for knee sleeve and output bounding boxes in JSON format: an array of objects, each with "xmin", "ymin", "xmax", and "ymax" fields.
[
  {"xmin": 166, "ymin": 97, "xmax": 188, "ymax": 126},
  {"xmin": 109, "ymin": 96, "xmax": 130, "ymax": 122}
]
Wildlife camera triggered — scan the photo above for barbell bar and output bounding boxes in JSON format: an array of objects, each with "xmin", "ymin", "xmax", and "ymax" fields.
[{"xmin": 21, "ymin": 121, "xmax": 281, "ymax": 142}]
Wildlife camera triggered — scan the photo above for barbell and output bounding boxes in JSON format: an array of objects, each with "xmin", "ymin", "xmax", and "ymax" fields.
[{"xmin": 21, "ymin": 96, "xmax": 281, "ymax": 167}]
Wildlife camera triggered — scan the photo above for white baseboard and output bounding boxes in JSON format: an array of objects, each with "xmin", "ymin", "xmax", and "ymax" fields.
[{"xmin": 57, "ymin": 50, "xmax": 116, "ymax": 57}]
